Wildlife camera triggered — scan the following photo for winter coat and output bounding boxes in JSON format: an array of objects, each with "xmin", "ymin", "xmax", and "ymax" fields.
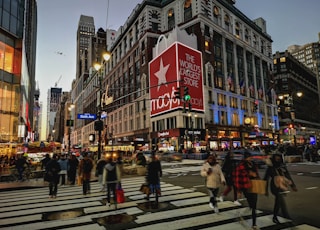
[
  {"xmin": 78, "ymin": 157, "xmax": 93, "ymax": 180},
  {"xmin": 201, "ymin": 162, "xmax": 225, "ymax": 189},
  {"xmin": 233, "ymin": 159, "xmax": 259, "ymax": 191},
  {"xmin": 46, "ymin": 159, "xmax": 61, "ymax": 183},
  {"xmin": 147, "ymin": 160, "xmax": 162, "ymax": 185},
  {"xmin": 58, "ymin": 158, "xmax": 68, "ymax": 174},
  {"xmin": 102, "ymin": 162, "xmax": 121, "ymax": 185}
]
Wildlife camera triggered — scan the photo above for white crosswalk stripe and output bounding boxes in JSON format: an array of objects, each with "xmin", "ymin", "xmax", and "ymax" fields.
[{"xmin": 0, "ymin": 176, "xmax": 311, "ymax": 230}]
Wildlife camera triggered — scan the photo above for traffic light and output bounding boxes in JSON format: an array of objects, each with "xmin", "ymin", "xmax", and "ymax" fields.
[
  {"xmin": 253, "ymin": 100, "xmax": 258, "ymax": 112},
  {"xmin": 184, "ymin": 86, "xmax": 191, "ymax": 101},
  {"xmin": 94, "ymin": 120, "xmax": 103, "ymax": 131},
  {"xmin": 174, "ymin": 87, "xmax": 181, "ymax": 99}
]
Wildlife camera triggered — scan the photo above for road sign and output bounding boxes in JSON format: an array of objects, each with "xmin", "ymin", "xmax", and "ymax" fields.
[{"xmin": 77, "ymin": 113, "xmax": 97, "ymax": 119}]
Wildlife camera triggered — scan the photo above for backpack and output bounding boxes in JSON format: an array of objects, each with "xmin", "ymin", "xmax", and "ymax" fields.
[{"xmin": 83, "ymin": 159, "xmax": 92, "ymax": 173}]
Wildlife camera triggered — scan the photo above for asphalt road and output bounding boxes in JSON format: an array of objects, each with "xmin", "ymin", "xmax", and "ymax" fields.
[{"xmin": 161, "ymin": 161, "xmax": 320, "ymax": 228}]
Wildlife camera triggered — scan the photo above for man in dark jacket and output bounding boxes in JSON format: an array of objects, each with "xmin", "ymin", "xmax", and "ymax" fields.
[
  {"xmin": 45, "ymin": 154, "xmax": 61, "ymax": 198},
  {"xmin": 146, "ymin": 153, "xmax": 162, "ymax": 203},
  {"xmin": 103, "ymin": 157, "xmax": 121, "ymax": 207}
]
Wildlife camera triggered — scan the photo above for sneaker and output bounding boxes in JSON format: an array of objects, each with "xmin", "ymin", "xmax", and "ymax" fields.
[
  {"xmin": 251, "ymin": 225, "xmax": 259, "ymax": 230},
  {"xmin": 209, "ymin": 203, "xmax": 214, "ymax": 209},
  {"xmin": 233, "ymin": 200, "xmax": 242, "ymax": 206},
  {"xmin": 217, "ymin": 196, "xmax": 224, "ymax": 202},
  {"xmin": 214, "ymin": 206, "xmax": 219, "ymax": 213}
]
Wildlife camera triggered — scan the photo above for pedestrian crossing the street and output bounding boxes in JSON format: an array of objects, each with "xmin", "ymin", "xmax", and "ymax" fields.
[{"xmin": 0, "ymin": 176, "xmax": 317, "ymax": 230}]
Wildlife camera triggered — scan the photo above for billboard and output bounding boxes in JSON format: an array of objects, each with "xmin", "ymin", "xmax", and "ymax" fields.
[
  {"xmin": 49, "ymin": 87, "xmax": 62, "ymax": 112},
  {"xmin": 149, "ymin": 42, "xmax": 203, "ymax": 117}
]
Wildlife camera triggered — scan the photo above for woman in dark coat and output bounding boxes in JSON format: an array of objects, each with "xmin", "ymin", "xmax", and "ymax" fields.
[
  {"xmin": 264, "ymin": 153, "xmax": 297, "ymax": 224},
  {"xmin": 45, "ymin": 154, "xmax": 61, "ymax": 198},
  {"xmin": 67, "ymin": 154, "xmax": 79, "ymax": 185},
  {"xmin": 219, "ymin": 151, "xmax": 241, "ymax": 205},
  {"xmin": 146, "ymin": 153, "xmax": 162, "ymax": 203}
]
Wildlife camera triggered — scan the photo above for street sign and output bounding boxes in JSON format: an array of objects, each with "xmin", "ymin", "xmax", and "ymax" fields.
[{"xmin": 77, "ymin": 113, "xmax": 97, "ymax": 119}]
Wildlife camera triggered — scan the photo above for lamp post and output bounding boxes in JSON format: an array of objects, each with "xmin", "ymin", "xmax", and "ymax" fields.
[
  {"xmin": 94, "ymin": 51, "xmax": 111, "ymax": 160},
  {"xmin": 94, "ymin": 63, "xmax": 103, "ymax": 160},
  {"xmin": 67, "ymin": 103, "xmax": 75, "ymax": 154},
  {"xmin": 278, "ymin": 91, "xmax": 303, "ymax": 146}
]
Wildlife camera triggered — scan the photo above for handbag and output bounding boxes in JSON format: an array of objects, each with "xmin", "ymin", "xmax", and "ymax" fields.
[
  {"xmin": 248, "ymin": 179, "xmax": 267, "ymax": 194},
  {"xmin": 274, "ymin": 175, "xmax": 292, "ymax": 191},
  {"xmin": 274, "ymin": 168, "xmax": 292, "ymax": 191},
  {"xmin": 116, "ymin": 184, "xmax": 125, "ymax": 203}
]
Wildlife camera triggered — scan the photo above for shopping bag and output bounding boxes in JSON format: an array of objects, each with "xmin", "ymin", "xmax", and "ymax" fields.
[
  {"xmin": 274, "ymin": 176, "xmax": 292, "ymax": 191},
  {"xmin": 77, "ymin": 176, "xmax": 82, "ymax": 186},
  {"xmin": 248, "ymin": 179, "xmax": 267, "ymax": 194},
  {"xmin": 116, "ymin": 187, "xmax": 125, "ymax": 203},
  {"xmin": 140, "ymin": 184, "xmax": 150, "ymax": 195}
]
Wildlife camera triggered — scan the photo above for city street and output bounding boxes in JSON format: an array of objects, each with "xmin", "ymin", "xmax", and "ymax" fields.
[{"xmin": 0, "ymin": 160, "xmax": 319, "ymax": 230}]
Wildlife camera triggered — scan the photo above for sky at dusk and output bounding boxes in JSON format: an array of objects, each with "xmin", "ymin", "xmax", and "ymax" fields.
[{"xmin": 36, "ymin": 0, "xmax": 320, "ymax": 114}]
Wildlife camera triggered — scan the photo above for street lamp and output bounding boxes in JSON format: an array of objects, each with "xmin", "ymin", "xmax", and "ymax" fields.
[
  {"xmin": 278, "ymin": 90, "xmax": 303, "ymax": 146},
  {"xmin": 94, "ymin": 63, "xmax": 103, "ymax": 160},
  {"xmin": 68, "ymin": 103, "xmax": 75, "ymax": 154}
]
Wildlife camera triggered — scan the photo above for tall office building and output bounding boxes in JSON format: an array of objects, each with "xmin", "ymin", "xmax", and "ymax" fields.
[
  {"xmin": 76, "ymin": 15, "xmax": 95, "ymax": 80},
  {"xmin": 0, "ymin": 0, "xmax": 37, "ymax": 149},
  {"xmin": 76, "ymin": 0, "xmax": 277, "ymax": 151},
  {"xmin": 287, "ymin": 34, "xmax": 320, "ymax": 102},
  {"xmin": 69, "ymin": 15, "xmax": 96, "ymax": 148}
]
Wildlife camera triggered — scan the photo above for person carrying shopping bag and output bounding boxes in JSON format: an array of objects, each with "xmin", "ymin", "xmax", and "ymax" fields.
[
  {"xmin": 264, "ymin": 153, "xmax": 297, "ymax": 224},
  {"xmin": 233, "ymin": 151, "xmax": 261, "ymax": 230},
  {"xmin": 200, "ymin": 154, "xmax": 226, "ymax": 213},
  {"xmin": 103, "ymin": 157, "xmax": 122, "ymax": 208}
]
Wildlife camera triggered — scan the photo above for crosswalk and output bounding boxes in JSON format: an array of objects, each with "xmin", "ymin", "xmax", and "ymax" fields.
[{"xmin": 0, "ymin": 173, "xmax": 318, "ymax": 230}]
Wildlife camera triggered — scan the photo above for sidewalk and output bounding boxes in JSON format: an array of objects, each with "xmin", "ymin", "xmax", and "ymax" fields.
[{"xmin": 0, "ymin": 159, "xmax": 204, "ymax": 191}]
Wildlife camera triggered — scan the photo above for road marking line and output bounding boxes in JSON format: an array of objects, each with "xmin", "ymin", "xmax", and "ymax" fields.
[
  {"xmin": 305, "ymin": 187, "xmax": 318, "ymax": 190},
  {"xmin": 193, "ymin": 185, "xmax": 205, "ymax": 188}
]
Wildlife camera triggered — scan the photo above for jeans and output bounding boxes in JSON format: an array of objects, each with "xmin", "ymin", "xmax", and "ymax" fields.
[
  {"xmin": 49, "ymin": 181, "xmax": 58, "ymax": 196},
  {"xmin": 208, "ymin": 187, "xmax": 219, "ymax": 207},
  {"xmin": 106, "ymin": 182, "xmax": 117, "ymax": 203},
  {"xmin": 243, "ymin": 190, "xmax": 258, "ymax": 226},
  {"xmin": 274, "ymin": 192, "xmax": 290, "ymax": 219},
  {"xmin": 83, "ymin": 179, "xmax": 90, "ymax": 194}
]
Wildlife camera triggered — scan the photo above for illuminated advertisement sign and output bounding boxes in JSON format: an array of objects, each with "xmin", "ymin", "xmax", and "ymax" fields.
[{"xmin": 149, "ymin": 42, "xmax": 203, "ymax": 117}]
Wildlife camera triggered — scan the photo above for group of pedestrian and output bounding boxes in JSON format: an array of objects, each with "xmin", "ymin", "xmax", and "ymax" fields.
[
  {"xmin": 201, "ymin": 150, "xmax": 297, "ymax": 230},
  {"xmin": 42, "ymin": 152, "xmax": 84, "ymax": 198}
]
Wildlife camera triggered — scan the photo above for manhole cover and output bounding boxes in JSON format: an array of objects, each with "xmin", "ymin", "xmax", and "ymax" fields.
[
  {"xmin": 138, "ymin": 201, "xmax": 168, "ymax": 211},
  {"xmin": 96, "ymin": 213, "xmax": 133, "ymax": 225},
  {"xmin": 43, "ymin": 209, "xmax": 83, "ymax": 220}
]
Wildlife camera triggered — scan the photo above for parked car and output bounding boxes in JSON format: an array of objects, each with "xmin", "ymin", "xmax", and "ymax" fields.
[
  {"xmin": 156, "ymin": 151, "xmax": 183, "ymax": 162},
  {"xmin": 217, "ymin": 149, "xmax": 268, "ymax": 168}
]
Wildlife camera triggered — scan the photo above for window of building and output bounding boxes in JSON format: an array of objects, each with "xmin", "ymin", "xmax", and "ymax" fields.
[
  {"xmin": 280, "ymin": 57, "xmax": 286, "ymax": 62},
  {"xmin": 184, "ymin": 0, "xmax": 192, "ymax": 21},
  {"xmin": 205, "ymin": 40, "xmax": 210, "ymax": 52},
  {"xmin": 224, "ymin": 14, "xmax": 231, "ymax": 32},
  {"xmin": 217, "ymin": 93, "xmax": 226, "ymax": 106},
  {"xmin": 168, "ymin": 8, "xmax": 175, "ymax": 30},
  {"xmin": 235, "ymin": 22, "xmax": 241, "ymax": 38}
]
